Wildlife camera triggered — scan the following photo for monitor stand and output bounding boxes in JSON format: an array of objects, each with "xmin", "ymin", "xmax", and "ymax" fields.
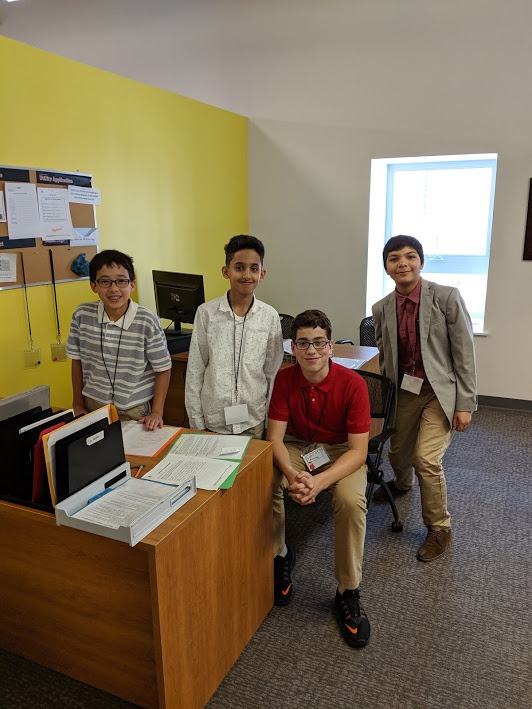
[{"xmin": 164, "ymin": 326, "xmax": 192, "ymax": 354}]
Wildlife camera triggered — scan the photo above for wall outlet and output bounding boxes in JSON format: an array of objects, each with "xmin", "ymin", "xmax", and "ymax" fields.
[
  {"xmin": 24, "ymin": 348, "xmax": 42, "ymax": 368},
  {"xmin": 51, "ymin": 342, "xmax": 68, "ymax": 362}
]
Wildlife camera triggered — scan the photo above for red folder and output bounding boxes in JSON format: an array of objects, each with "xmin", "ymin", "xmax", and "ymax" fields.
[{"xmin": 32, "ymin": 422, "xmax": 66, "ymax": 502}]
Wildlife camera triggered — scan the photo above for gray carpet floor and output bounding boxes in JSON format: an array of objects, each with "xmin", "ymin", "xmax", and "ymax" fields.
[{"xmin": 1, "ymin": 406, "xmax": 531, "ymax": 708}]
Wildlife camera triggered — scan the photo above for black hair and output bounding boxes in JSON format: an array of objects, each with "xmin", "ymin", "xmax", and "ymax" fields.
[
  {"xmin": 224, "ymin": 234, "xmax": 265, "ymax": 266},
  {"xmin": 383, "ymin": 235, "xmax": 424, "ymax": 268},
  {"xmin": 291, "ymin": 309, "xmax": 332, "ymax": 341},
  {"xmin": 89, "ymin": 249, "xmax": 135, "ymax": 282}
]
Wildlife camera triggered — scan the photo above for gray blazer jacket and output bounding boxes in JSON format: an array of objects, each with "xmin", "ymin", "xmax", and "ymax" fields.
[{"xmin": 372, "ymin": 278, "xmax": 477, "ymax": 425}]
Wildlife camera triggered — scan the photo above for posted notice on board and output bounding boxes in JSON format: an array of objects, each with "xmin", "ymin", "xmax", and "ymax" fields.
[{"xmin": 68, "ymin": 185, "xmax": 101, "ymax": 205}]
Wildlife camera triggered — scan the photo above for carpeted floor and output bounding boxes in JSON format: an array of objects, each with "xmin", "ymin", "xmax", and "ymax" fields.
[{"xmin": 1, "ymin": 406, "xmax": 531, "ymax": 709}]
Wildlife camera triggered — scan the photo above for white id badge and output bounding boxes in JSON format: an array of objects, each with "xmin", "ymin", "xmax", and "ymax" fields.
[
  {"xmin": 301, "ymin": 445, "xmax": 330, "ymax": 472},
  {"xmin": 224, "ymin": 403, "xmax": 250, "ymax": 425},
  {"xmin": 401, "ymin": 374, "xmax": 424, "ymax": 395}
]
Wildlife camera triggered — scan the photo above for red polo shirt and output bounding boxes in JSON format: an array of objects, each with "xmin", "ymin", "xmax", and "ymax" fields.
[{"xmin": 268, "ymin": 361, "xmax": 370, "ymax": 444}]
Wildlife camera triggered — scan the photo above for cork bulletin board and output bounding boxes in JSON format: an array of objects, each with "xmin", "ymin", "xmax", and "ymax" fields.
[{"xmin": 0, "ymin": 165, "xmax": 98, "ymax": 288}]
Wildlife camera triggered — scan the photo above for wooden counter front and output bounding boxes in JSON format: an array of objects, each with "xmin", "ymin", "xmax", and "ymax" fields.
[{"xmin": 0, "ymin": 438, "xmax": 273, "ymax": 709}]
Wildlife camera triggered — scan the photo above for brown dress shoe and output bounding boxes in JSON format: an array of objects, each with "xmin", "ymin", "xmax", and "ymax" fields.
[
  {"xmin": 416, "ymin": 528, "xmax": 452, "ymax": 562},
  {"xmin": 372, "ymin": 481, "xmax": 411, "ymax": 504}
]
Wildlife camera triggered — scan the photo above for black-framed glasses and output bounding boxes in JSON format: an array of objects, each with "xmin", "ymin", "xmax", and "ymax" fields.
[
  {"xmin": 95, "ymin": 278, "xmax": 131, "ymax": 289},
  {"xmin": 293, "ymin": 339, "xmax": 330, "ymax": 351}
]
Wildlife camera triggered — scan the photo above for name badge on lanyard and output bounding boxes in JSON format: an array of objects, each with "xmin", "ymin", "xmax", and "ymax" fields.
[
  {"xmin": 224, "ymin": 403, "xmax": 250, "ymax": 425},
  {"xmin": 301, "ymin": 443, "xmax": 330, "ymax": 472},
  {"xmin": 401, "ymin": 373, "xmax": 424, "ymax": 395}
]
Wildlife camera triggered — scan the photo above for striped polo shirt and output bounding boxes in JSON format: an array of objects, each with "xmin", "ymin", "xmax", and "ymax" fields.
[{"xmin": 67, "ymin": 300, "xmax": 171, "ymax": 409}]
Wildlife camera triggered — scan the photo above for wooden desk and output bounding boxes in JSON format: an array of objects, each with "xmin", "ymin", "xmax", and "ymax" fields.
[
  {"xmin": 0, "ymin": 439, "xmax": 273, "ymax": 709},
  {"xmin": 164, "ymin": 342, "xmax": 380, "ymax": 428}
]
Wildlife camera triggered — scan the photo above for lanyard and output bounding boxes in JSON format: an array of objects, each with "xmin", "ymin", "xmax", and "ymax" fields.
[
  {"xmin": 227, "ymin": 292, "xmax": 253, "ymax": 398},
  {"xmin": 100, "ymin": 301, "xmax": 130, "ymax": 402},
  {"xmin": 301, "ymin": 387, "xmax": 328, "ymax": 443}
]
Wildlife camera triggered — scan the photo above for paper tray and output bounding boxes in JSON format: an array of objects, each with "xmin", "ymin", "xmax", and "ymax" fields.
[{"xmin": 55, "ymin": 463, "xmax": 196, "ymax": 546}]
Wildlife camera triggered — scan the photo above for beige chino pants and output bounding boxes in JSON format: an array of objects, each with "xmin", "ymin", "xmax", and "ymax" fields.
[
  {"xmin": 388, "ymin": 381, "xmax": 452, "ymax": 530},
  {"xmin": 273, "ymin": 436, "xmax": 368, "ymax": 590}
]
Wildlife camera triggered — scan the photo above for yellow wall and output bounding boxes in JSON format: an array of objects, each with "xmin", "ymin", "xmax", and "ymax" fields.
[{"xmin": 0, "ymin": 37, "xmax": 248, "ymax": 408}]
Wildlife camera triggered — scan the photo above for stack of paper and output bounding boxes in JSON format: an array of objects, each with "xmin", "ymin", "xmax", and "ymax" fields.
[
  {"xmin": 121, "ymin": 421, "xmax": 182, "ymax": 457},
  {"xmin": 145, "ymin": 433, "xmax": 251, "ymax": 490}
]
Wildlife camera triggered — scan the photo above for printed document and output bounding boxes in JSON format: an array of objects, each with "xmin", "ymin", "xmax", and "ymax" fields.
[
  {"xmin": 0, "ymin": 253, "xmax": 17, "ymax": 282},
  {"xmin": 72, "ymin": 479, "xmax": 171, "ymax": 529},
  {"xmin": 331, "ymin": 357, "xmax": 365, "ymax": 370},
  {"xmin": 121, "ymin": 421, "xmax": 181, "ymax": 457},
  {"xmin": 145, "ymin": 454, "xmax": 238, "ymax": 490},
  {"xmin": 37, "ymin": 187, "xmax": 74, "ymax": 241},
  {"xmin": 5, "ymin": 182, "xmax": 40, "ymax": 240},
  {"xmin": 169, "ymin": 433, "xmax": 250, "ymax": 461}
]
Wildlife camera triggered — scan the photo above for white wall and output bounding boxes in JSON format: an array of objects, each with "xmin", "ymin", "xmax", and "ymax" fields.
[{"xmin": 249, "ymin": 3, "xmax": 532, "ymax": 402}]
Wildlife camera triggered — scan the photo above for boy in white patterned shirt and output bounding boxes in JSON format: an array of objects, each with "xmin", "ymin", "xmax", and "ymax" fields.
[{"xmin": 185, "ymin": 235, "xmax": 283, "ymax": 438}]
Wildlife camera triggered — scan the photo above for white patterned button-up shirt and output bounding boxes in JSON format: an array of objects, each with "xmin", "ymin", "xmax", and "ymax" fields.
[{"xmin": 185, "ymin": 293, "xmax": 284, "ymax": 434}]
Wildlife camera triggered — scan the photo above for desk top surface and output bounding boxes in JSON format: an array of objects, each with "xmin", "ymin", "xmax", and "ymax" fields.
[
  {"xmin": 129, "ymin": 436, "xmax": 272, "ymax": 548},
  {"xmin": 172, "ymin": 342, "xmax": 379, "ymax": 364}
]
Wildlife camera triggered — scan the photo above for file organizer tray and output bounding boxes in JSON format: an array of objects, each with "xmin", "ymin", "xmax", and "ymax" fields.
[{"xmin": 55, "ymin": 463, "xmax": 196, "ymax": 546}]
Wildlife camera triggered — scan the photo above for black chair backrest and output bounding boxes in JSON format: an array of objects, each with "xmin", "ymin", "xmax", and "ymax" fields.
[
  {"xmin": 356, "ymin": 370, "xmax": 394, "ymax": 422},
  {"xmin": 279, "ymin": 313, "xmax": 294, "ymax": 340},
  {"xmin": 359, "ymin": 316, "xmax": 377, "ymax": 347}
]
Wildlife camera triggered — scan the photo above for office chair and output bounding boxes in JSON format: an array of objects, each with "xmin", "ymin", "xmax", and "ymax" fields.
[
  {"xmin": 279, "ymin": 313, "xmax": 295, "ymax": 340},
  {"xmin": 335, "ymin": 339, "xmax": 354, "ymax": 345},
  {"xmin": 357, "ymin": 369, "xmax": 403, "ymax": 533},
  {"xmin": 359, "ymin": 316, "xmax": 377, "ymax": 347}
]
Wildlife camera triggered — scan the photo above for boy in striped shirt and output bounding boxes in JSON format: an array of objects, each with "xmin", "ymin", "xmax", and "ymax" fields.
[{"xmin": 67, "ymin": 250, "xmax": 171, "ymax": 430}]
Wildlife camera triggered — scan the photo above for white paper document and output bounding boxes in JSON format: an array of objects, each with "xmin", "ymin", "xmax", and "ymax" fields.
[
  {"xmin": 0, "ymin": 190, "xmax": 6, "ymax": 222},
  {"xmin": 121, "ymin": 421, "xmax": 181, "ymax": 457},
  {"xmin": 72, "ymin": 479, "xmax": 171, "ymax": 529},
  {"xmin": 145, "ymin": 455, "xmax": 237, "ymax": 490},
  {"xmin": 38, "ymin": 187, "xmax": 74, "ymax": 241},
  {"xmin": 68, "ymin": 185, "xmax": 101, "ymax": 205},
  {"xmin": 169, "ymin": 433, "xmax": 250, "ymax": 461},
  {"xmin": 0, "ymin": 252, "xmax": 17, "ymax": 282},
  {"xmin": 332, "ymin": 357, "xmax": 365, "ymax": 370},
  {"xmin": 70, "ymin": 226, "xmax": 99, "ymax": 246},
  {"xmin": 5, "ymin": 182, "xmax": 40, "ymax": 240}
]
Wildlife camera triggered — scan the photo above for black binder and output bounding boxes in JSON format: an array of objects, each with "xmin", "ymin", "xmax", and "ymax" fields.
[{"xmin": 55, "ymin": 419, "xmax": 125, "ymax": 503}]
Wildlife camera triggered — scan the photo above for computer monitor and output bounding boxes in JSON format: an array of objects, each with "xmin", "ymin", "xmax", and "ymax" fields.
[{"xmin": 152, "ymin": 270, "xmax": 205, "ymax": 336}]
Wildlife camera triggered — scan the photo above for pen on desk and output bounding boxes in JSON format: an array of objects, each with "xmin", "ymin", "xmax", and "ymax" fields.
[{"xmin": 132, "ymin": 465, "xmax": 145, "ymax": 478}]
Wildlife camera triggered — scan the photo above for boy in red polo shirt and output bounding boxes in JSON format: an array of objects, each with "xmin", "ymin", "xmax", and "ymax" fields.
[{"xmin": 267, "ymin": 309, "xmax": 371, "ymax": 648}]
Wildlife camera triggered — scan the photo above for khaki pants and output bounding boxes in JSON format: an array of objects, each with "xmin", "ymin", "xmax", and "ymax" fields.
[
  {"xmin": 84, "ymin": 396, "xmax": 150, "ymax": 421},
  {"xmin": 273, "ymin": 436, "xmax": 368, "ymax": 590},
  {"xmin": 389, "ymin": 381, "xmax": 452, "ymax": 529}
]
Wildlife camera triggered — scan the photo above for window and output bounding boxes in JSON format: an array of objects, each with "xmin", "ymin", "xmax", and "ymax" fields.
[{"xmin": 366, "ymin": 154, "xmax": 497, "ymax": 333}]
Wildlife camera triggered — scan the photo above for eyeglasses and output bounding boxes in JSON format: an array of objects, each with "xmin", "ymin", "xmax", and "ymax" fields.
[
  {"xmin": 293, "ymin": 339, "xmax": 330, "ymax": 350},
  {"xmin": 95, "ymin": 278, "xmax": 131, "ymax": 289}
]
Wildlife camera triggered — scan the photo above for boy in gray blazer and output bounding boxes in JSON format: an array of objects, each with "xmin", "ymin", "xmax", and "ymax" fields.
[{"xmin": 372, "ymin": 235, "xmax": 477, "ymax": 562}]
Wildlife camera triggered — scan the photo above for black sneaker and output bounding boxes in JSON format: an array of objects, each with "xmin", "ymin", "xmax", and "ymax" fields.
[
  {"xmin": 334, "ymin": 588, "xmax": 370, "ymax": 648},
  {"xmin": 274, "ymin": 546, "xmax": 296, "ymax": 606}
]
